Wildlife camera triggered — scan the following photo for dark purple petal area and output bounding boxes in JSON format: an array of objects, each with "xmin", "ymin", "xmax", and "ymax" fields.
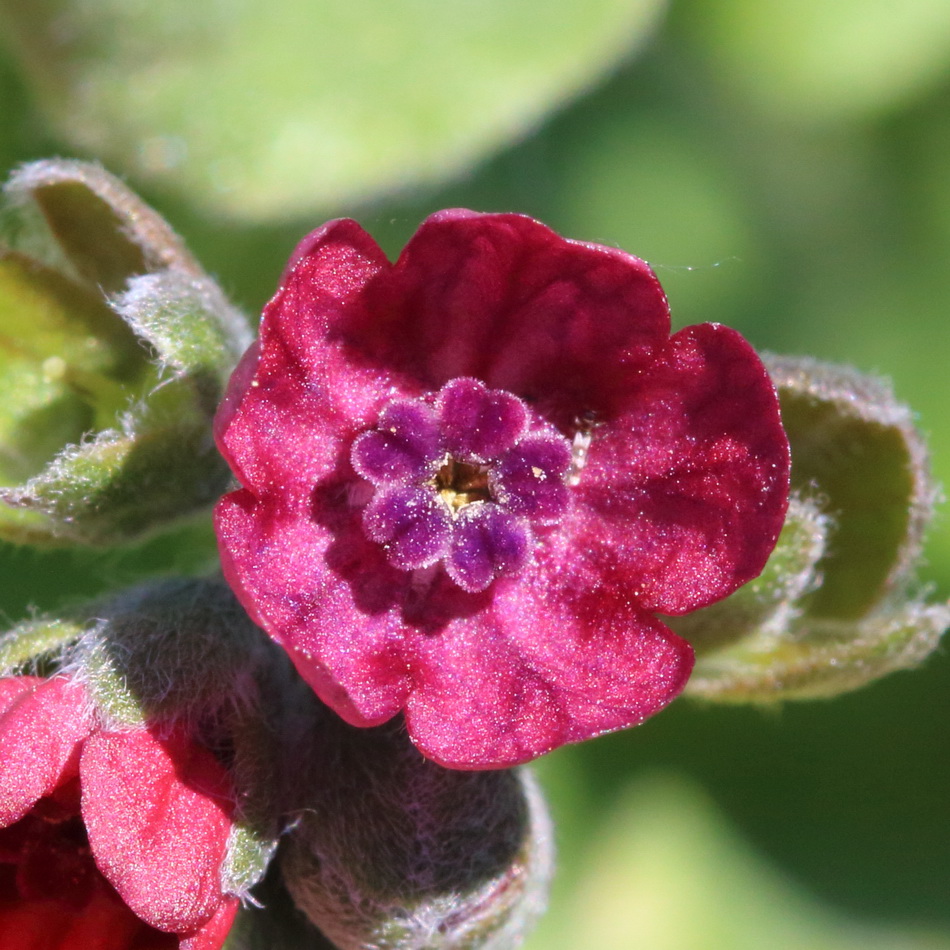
[
  {"xmin": 351, "ymin": 399, "xmax": 442, "ymax": 485},
  {"xmin": 437, "ymin": 377, "xmax": 528, "ymax": 462},
  {"xmin": 363, "ymin": 486, "xmax": 452, "ymax": 570},
  {"xmin": 445, "ymin": 504, "xmax": 531, "ymax": 593},
  {"xmin": 492, "ymin": 432, "xmax": 572, "ymax": 522}
]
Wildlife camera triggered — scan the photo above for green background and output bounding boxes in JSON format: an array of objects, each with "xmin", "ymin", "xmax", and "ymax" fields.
[{"xmin": 2, "ymin": 1, "xmax": 949, "ymax": 946}]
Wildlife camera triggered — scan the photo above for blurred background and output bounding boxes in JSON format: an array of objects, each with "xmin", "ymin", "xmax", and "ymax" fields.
[{"xmin": 1, "ymin": 0, "xmax": 949, "ymax": 946}]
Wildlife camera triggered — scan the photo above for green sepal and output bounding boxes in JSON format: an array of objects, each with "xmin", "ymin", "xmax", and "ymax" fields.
[
  {"xmin": 2, "ymin": 158, "xmax": 201, "ymax": 291},
  {"xmin": 680, "ymin": 355, "xmax": 947, "ymax": 703},
  {"xmin": 686, "ymin": 598, "xmax": 950, "ymax": 703},
  {"xmin": 220, "ymin": 707, "xmax": 282, "ymax": 897},
  {"xmin": 0, "ymin": 250, "xmax": 145, "ymax": 493},
  {"xmin": 0, "ymin": 160, "xmax": 251, "ymax": 546},
  {"xmin": 0, "ymin": 615, "xmax": 85, "ymax": 675},
  {"xmin": 670, "ymin": 494, "xmax": 829, "ymax": 655},
  {"xmin": 0, "ymin": 389, "xmax": 229, "ymax": 546},
  {"xmin": 767, "ymin": 354, "xmax": 935, "ymax": 621},
  {"xmin": 73, "ymin": 577, "xmax": 266, "ymax": 727}
]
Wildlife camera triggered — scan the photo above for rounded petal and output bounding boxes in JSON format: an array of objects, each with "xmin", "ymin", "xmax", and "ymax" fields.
[
  {"xmin": 80, "ymin": 726, "xmax": 234, "ymax": 934},
  {"xmin": 437, "ymin": 377, "xmax": 528, "ymax": 461},
  {"xmin": 492, "ymin": 431, "xmax": 572, "ymax": 522},
  {"xmin": 446, "ymin": 504, "xmax": 531, "ymax": 593},
  {"xmin": 0, "ymin": 870, "xmax": 174, "ymax": 950},
  {"xmin": 363, "ymin": 486, "xmax": 452, "ymax": 570},
  {"xmin": 404, "ymin": 563, "xmax": 694, "ymax": 769},
  {"xmin": 574, "ymin": 323, "xmax": 791, "ymax": 614},
  {"xmin": 0, "ymin": 676, "xmax": 39, "ymax": 714},
  {"xmin": 180, "ymin": 897, "xmax": 240, "ymax": 950},
  {"xmin": 0, "ymin": 677, "xmax": 93, "ymax": 827},
  {"xmin": 348, "ymin": 210, "xmax": 671, "ymax": 427},
  {"xmin": 351, "ymin": 399, "xmax": 442, "ymax": 485},
  {"xmin": 216, "ymin": 218, "xmax": 404, "ymax": 497},
  {"xmin": 216, "ymin": 487, "xmax": 413, "ymax": 727}
]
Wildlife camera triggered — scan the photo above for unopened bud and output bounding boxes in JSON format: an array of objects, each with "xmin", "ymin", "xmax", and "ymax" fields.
[
  {"xmin": 0, "ymin": 159, "xmax": 251, "ymax": 545},
  {"xmin": 281, "ymin": 714, "xmax": 553, "ymax": 950}
]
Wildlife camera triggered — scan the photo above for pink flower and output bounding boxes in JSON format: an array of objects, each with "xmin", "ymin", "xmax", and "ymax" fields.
[
  {"xmin": 0, "ymin": 675, "xmax": 239, "ymax": 949},
  {"xmin": 214, "ymin": 210, "xmax": 790, "ymax": 769}
]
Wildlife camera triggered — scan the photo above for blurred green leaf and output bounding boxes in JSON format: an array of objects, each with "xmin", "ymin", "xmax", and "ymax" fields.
[
  {"xmin": 679, "ymin": 0, "xmax": 950, "ymax": 121},
  {"xmin": 527, "ymin": 773, "xmax": 950, "ymax": 950},
  {"xmin": 0, "ymin": 0, "xmax": 666, "ymax": 221}
]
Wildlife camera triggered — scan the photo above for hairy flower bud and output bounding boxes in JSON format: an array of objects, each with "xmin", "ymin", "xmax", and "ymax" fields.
[
  {"xmin": 280, "ymin": 711, "xmax": 553, "ymax": 950},
  {"xmin": 0, "ymin": 159, "xmax": 251, "ymax": 545},
  {"xmin": 676, "ymin": 355, "xmax": 949, "ymax": 701}
]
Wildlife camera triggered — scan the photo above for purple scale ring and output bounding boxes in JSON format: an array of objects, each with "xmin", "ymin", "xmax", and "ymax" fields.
[{"xmin": 350, "ymin": 377, "xmax": 573, "ymax": 592}]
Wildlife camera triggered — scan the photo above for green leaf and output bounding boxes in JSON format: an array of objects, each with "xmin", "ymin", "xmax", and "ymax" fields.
[
  {"xmin": 680, "ymin": 0, "xmax": 950, "ymax": 121},
  {"xmin": 0, "ymin": 0, "xmax": 666, "ymax": 220},
  {"xmin": 767, "ymin": 355, "xmax": 935, "ymax": 622},
  {"xmin": 527, "ymin": 773, "xmax": 950, "ymax": 950},
  {"xmin": 687, "ymin": 598, "xmax": 950, "ymax": 703}
]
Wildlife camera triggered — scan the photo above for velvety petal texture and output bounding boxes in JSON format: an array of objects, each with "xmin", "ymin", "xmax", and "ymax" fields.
[
  {"xmin": 80, "ymin": 726, "xmax": 236, "ymax": 934},
  {"xmin": 0, "ymin": 677, "xmax": 93, "ymax": 826},
  {"xmin": 215, "ymin": 210, "xmax": 790, "ymax": 768},
  {"xmin": 0, "ymin": 675, "xmax": 238, "ymax": 948}
]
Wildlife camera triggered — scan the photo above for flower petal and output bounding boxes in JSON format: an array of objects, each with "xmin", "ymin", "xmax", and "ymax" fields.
[
  {"xmin": 215, "ymin": 218, "xmax": 400, "ymax": 496},
  {"xmin": 437, "ymin": 377, "xmax": 528, "ymax": 461},
  {"xmin": 180, "ymin": 897, "xmax": 240, "ymax": 950},
  {"xmin": 80, "ymin": 726, "xmax": 234, "ymax": 934},
  {"xmin": 574, "ymin": 323, "xmax": 790, "ymax": 614},
  {"xmin": 216, "ymin": 487, "xmax": 413, "ymax": 727},
  {"xmin": 351, "ymin": 398, "xmax": 442, "ymax": 484},
  {"xmin": 0, "ymin": 677, "xmax": 93, "ymax": 827},
  {"xmin": 404, "ymin": 565, "xmax": 694, "ymax": 768},
  {"xmin": 446, "ymin": 504, "xmax": 531, "ymax": 593},
  {"xmin": 351, "ymin": 210, "xmax": 671, "ymax": 427},
  {"xmin": 0, "ymin": 872, "xmax": 174, "ymax": 950}
]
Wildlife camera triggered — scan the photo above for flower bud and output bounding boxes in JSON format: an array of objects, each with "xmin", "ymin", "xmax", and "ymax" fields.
[
  {"xmin": 0, "ymin": 673, "xmax": 240, "ymax": 947},
  {"xmin": 0, "ymin": 575, "xmax": 283, "ymax": 946},
  {"xmin": 280, "ymin": 711, "xmax": 553, "ymax": 950},
  {"xmin": 676, "ymin": 355, "xmax": 949, "ymax": 701},
  {"xmin": 0, "ymin": 159, "xmax": 251, "ymax": 545}
]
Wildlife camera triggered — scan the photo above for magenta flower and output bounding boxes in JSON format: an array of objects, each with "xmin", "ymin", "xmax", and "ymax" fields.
[
  {"xmin": 0, "ymin": 675, "xmax": 239, "ymax": 948},
  {"xmin": 214, "ymin": 210, "xmax": 790, "ymax": 769}
]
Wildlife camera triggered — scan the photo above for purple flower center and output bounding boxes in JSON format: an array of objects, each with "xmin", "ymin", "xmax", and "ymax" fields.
[{"xmin": 351, "ymin": 377, "xmax": 572, "ymax": 592}]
